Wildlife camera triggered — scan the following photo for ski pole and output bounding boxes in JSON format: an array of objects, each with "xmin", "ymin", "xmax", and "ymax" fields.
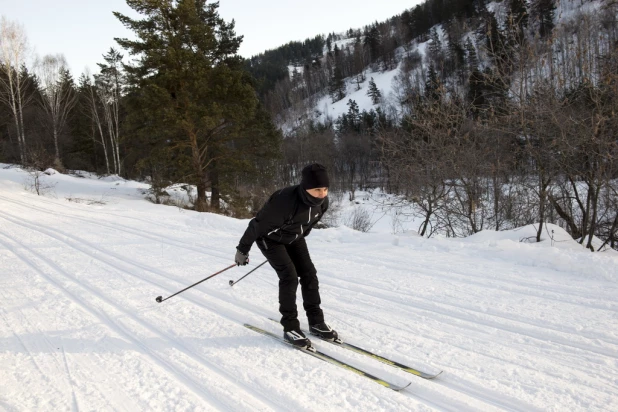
[
  {"xmin": 229, "ymin": 260, "xmax": 269, "ymax": 287},
  {"xmin": 156, "ymin": 263, "xmax": 236, "ymax": 303}
]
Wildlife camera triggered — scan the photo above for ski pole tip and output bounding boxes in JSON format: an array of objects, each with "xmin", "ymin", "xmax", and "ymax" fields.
[
  {"xmin": 155, "ymin": 296, "xmax": 163, "ymax": 303},
  {"xmin": 228, "ymin": 280, "xmax": 234, "ymax": 287}
]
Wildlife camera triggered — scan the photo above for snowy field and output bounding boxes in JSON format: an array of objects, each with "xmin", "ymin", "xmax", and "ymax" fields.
[{"xmin": 1, "ymin": 165, "xmax": 618, "ymax": 411}]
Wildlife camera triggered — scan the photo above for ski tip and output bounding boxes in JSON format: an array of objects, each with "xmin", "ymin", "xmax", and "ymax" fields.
[
  {"xmin": 392, "ymin": 381, "xmax": 412, "ymax": 391},
  {"xmin": 422, "ymin": 370, "xmax": 443, "ymax": 380}
]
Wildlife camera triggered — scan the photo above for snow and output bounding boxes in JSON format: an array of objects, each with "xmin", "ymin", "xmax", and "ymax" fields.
[
  {"xmin": 1, "ymin": 164, "xmax": 618, "ymax": 411},
  {"xmin": 315, "ymin": 64, "xmax": 401, "ymax": 124}
]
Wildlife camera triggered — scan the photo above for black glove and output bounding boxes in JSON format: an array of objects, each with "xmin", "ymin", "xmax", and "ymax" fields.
[{"xmin": 235, "ymin": 249, "xmax": 249, "ymax": 266}]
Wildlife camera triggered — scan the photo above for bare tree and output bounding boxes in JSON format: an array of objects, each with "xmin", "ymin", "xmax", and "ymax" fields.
[
  {"xmin": 0, "ymin": 16, "xmax": 32, "ymax": 164},
  {"xmin": 36, "ymin": 54, "xmax": 77, "ymax": 169},
  {"xmin": 80, "ymin": 70, "xmax": 110, "ymax": 174},
  {"xmin": 95, "ymin": 48, "xmax": 124, "ymax": 175}
]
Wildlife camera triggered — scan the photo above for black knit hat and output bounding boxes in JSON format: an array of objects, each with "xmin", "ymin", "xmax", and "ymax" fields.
[{"xmin": 301, "ymin": 163, "xmax": 329, "ymax": 189}]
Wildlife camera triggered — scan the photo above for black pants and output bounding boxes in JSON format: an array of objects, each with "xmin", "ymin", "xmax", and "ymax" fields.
[{"xmin": 257, "ymin": 237, "xmax": 324, "ymax": 331}]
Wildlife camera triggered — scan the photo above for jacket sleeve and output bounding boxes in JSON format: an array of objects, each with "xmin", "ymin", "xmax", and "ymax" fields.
[{"xmin": 237, "ymin": 192, "xmax": 288, "ymax": 254}]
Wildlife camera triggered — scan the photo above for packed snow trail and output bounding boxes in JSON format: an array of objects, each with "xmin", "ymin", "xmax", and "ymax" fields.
[{"xmin": 1, "ymin": 167, "xmax": 618, "ymax": 411}]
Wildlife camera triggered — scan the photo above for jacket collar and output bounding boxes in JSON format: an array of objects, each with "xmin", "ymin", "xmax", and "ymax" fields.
[{"xmin": 298, "ymin": 185, "xmax": 325, "ymax": 207}]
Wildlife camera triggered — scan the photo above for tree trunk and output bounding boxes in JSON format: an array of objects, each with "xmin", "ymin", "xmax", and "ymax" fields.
[
  {"xmin": 15, "ymin": 73, "xmax": 27, "ymax": 164},
  {"xmin": 190, "ymin": 130, "xmax": 209, "ymax": 212},
  {"xmin": 585, "ymin": 184, "xmax": 600, "ymax": 251},
  {"xmin": 419, "ymin": 201, "xmax": 432, "ymax": 237},
  {"xmin": 598, "ymin": 211, "xmax": 618, "ymax": 251},
  {"xmin": 493, "ymin": 173, "xmax": 500, "ymax": 231},
  {"xmin": 548, "ymin": 194, "xmax": 581, "ymax": 239},
  {"xmin": 537, "ymin": 178, "xmax": 547, "ymax": 243},
  {"xmin": 53, "ymin": 126, "xmax": 61, "ymax": 168},
  {"xmin": 580, "ymin": 186, "xmax": 592, "ymax": 244},
  {"xmin": 210, "ymin": 161, "xmax": 220, "ymax": 210}
]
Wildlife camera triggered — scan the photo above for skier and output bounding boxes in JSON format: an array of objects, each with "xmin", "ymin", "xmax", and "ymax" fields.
[{"xmin": 235, "ymin": 163, "xmax": 338, "ymax": 347}]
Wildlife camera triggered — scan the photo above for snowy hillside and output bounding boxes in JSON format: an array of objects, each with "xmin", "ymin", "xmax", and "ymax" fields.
[
  {"xmin": 282, "ymin": 0, "xmax": 609, "ymax": 131},
  {"xmin": 1, "ymin": 165, "xmax": 618, "ymax": 411}
]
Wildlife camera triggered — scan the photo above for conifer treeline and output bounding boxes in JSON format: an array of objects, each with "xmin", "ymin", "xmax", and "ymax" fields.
[{"xmin": 0, "ymin": 1, "xmax": 282, "ymax": 215}]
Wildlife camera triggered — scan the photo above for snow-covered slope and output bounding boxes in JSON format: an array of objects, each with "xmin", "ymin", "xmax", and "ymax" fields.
[
  {"xmin": 1, "ymin": 165, "xmax": 617, "ymax": 411},
  {"xmin": 286, "ymin": 0, "xmax": 608, "ymax": 131}
]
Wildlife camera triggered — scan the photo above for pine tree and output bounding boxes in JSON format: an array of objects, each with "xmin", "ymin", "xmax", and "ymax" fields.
[
  {"xmin": 425, "ymin": 64, "xmax": 440, "ymax": 101},
  {"xmin": 114, "ymin": 0, "xmax": 259, "ymax": 211},
  {"xmin": 530, "ymin": 0, "xmax": 556, "ymax": 38},
  {"xmin": 467, "ymin": 68, "xmax": 486, "ymax": 116},
  {"xmin": 485, "ymin": 13, "xmax": 508, "ymax": 68},
  {"xmin": 363, "ymin": 25, "xmax": 382, "ymax": 63},
  {"xmin": 428, "ymin": 28, "xmax": 443, "ymax": 63},
  {"xmin": 367, "ymin": 77, "xmax": 381, "ymax": 104},
  {"xmin": 465, "ymin": 38, "xmax": 478, "ymax": 70},
  {"xmin": 346, "ymin": 99, "xmax": 360, "ymax": 128},
  {"xmin": 329, "ymin": 66, "xmax": 346, "ymax": 102},
  {"xmin": 446, "ymin": 27, "xmax": 466, "ymax": 82}
]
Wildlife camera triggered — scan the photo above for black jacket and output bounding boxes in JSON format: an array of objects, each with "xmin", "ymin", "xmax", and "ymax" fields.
[{"xmin": 237, "ymin": 185, "xmax": 329, "ymax": 254}]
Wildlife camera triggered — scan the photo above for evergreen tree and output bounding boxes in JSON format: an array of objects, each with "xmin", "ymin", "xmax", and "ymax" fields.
[
  {"xmin": 485, "ymin": 13, "xmax": 508, "ymax": 68},
  {"xmin": 114, "ymin": 0, "xmax": 260, "ymax": 211},
  {"xmin": 428, "ymin": 28, "xmax": 443, "ymax": 62},
  {"xmin": 425, "ymin": 64, "xmax": 440, "ymax": 101},
  {"xmin": 465, "ymin": 37, "xmax": 478, "ymax": 70},
  {"xmin": 506, "ymin": 0, "xmax": 529, "ymax": 48},
  {"xmin": 467, "ymin": 68, "xmax": 486, "ymax": 116},
  {"xmin": 363, "ymin": 25, "xmax": 382, "ymax": 63},
  {"xmin": 367, "ymin": 77, "xmax": 381, "ymax": 104},
  {"xmin": 346, "ymin": 99, "xmax": 360, "ymax": 129},
  {"xmin": 446, "ymin": 26, "xmax": 466, "ymax": 82},
  {"xmin": 531, "ymin": 0, "xmax": 556, "ymax": 38},
  {"xmin": 66, "ymin": 74, "xmax": 104, "ymax": 172},
  {"xmin": 352, "ymin": 36, "xmax": 366, "ymax": 90},
  {"xmin": 329, "ymin": 66, "xmax": 346, "ymax": 102},
  {"xmin": 336, "ymin": 112, "xmax": 350, "ymax": 134}
]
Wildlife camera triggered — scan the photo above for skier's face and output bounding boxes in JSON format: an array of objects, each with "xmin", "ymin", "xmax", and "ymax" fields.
[{"xmin": 306, "ymin": 187, "xmax": 328, "ymax": 199}]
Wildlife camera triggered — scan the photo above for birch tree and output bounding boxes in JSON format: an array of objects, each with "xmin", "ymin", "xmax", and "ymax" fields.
[
  {"xmin": 0, "ymin": 16, "xmax": 32, "ymax": 164},
  {"xmin": 95, "ymin": 48, "xmax": 123, "ymax": 175},
  {"xmin": 36, "ymin": 54, "xmax": 77, "ymax": 169}
]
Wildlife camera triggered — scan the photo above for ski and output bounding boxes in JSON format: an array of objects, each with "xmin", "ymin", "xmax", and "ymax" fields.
[
  {"xmin": 311, "ymin": 333, "xmax": 442, "ymax": 379},
  {"xmin": 244, "ymin": 324, "xmax": 411, "ymax": 391},
  {"xmin": 267, "ymin": 318, "xmax": 441, "ymax": 379}
]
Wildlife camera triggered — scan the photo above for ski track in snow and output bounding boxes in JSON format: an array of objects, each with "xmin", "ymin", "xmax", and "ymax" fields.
[
  {"xmin": 1, "ymin": 174, "xmax": 618, "ymax": 411},
  {"xmin": 0, "ymin": 212, "xmax": 313, "ymax": 411},
  {"xmin": 0, "ymin": 198, "xmax": 428, "ymax": 410}
]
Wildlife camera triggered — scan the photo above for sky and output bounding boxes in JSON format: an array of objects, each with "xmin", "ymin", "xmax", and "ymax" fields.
[{"xmin": 1, "ymin": 0, "xmax": 422, "ymax": 77}]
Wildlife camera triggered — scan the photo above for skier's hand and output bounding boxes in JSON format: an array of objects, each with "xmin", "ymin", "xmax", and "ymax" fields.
[{"xmin": 235, "ymin": 249, "xmax": 249, "ymax": 266}]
